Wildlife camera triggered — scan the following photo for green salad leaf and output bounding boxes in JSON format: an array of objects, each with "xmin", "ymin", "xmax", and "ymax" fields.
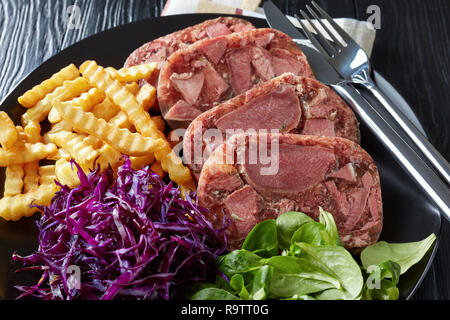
[
  {"xmin": 191, "ymin": 287, "xmax": 240, "ymax": 300},
  {"xmin": 282, "ymin": 294, "xmax": 317, "ymax": 300},
  {"xmin": 219, "ymin": 249, "xmax": 263, "ymax": 275},
  {"xmin": 251, "ymin": 265, "xmax": 273, "ymax": 300},
  {"xmin": 363, "ymin": 260, "xmax": 401, "ymax": 300},
  {"xmin": 294, "ymin": 242, "xmax": 364, "ymax": 300},
  {"xmin": 291, "ymin": 221, "xmax": 328, "ymax": 246},
  {"xmin": 229, "ymin": 274, "xmax": 249, "ymax": 299},
  {"xmin": 189, "ymin": 210, "xmax": 436, "ymax": 301},
  {"xmin": 276, "ymin": 211, "xmax": 314, "ymax": 249},
  {"xmin": 242, "ymin": 219, "xmax": 278, "ymax": 257},
  {"xmin": 360, "ymin": 233, "xmax": 436, "ymax": 275},
  {"xmin": 264, "ymin": 255, "xmax": 340, "ymax": 297},
  {"xmin": 319, "ymin": 207, "xmax": 342, "ymax": 246}
]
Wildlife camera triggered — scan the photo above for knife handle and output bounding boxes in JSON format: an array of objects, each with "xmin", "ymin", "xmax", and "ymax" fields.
[
  {"xmin": 332, "ymin": 82, "xmax": 450, "ymax": 221},
  {"xmin": 360, "ymin": 78, "xmax": 450, "ymax": 186}
]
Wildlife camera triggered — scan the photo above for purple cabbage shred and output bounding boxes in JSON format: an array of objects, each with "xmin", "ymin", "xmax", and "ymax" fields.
[{"xmin": 12, "ymin": 157, "xmax": 228, "ymax": 300}]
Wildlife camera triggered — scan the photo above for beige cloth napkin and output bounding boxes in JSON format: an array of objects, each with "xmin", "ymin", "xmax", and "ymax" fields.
[{"xmin": 161, "ymin": 0, "xmax": 376, "ymax": 56}]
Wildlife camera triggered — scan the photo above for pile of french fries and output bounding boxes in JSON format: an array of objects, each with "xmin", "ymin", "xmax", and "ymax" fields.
[{"xmin": 0, "ymin": 61, "xmax": 195, "ymax": 221}]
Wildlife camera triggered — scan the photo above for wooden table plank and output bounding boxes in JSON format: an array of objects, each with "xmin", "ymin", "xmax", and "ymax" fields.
[
  {"xmin": 268, "ymin": 0, "xmax": 356, "ymax": 18},
  {"xmin": 355, "ymin": 0, "xmax": 450, "ymax": 300},
  {"xmin": 0, "ymin": 0, "xmax": 70, "ymax": 100},
  {"xmin": 60, "ymin": 0, "xmax": 164, "ymax": 50},
  {"xmin": 355, "ymin": 0, "xmax": 450, "ymax": 159}
]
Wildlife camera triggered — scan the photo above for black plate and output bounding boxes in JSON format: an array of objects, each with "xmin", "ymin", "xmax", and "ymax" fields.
[{"xmin": 0, "ymin": 14, "xmax": 441, "ymax": 300}]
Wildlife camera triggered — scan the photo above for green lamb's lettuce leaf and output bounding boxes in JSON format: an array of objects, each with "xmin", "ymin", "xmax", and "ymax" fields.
[
  {"xmin": 290, "ymin": 221, "xmax": 328, "ymax": 246},
  {"xmin": 190, "ymin": 287, "xmax": 240, "ymax": 300},
  {"xmin": 360, "ymin": 233, "xmax": 436, "ymax": 275},
  {"xmin": 276, "ymin": 211, "xmax": 314, "ymax": 249},
  {"xmin": 189, "ymin": 210, "xmax": 436, "ymax": 301},
  {"xmin": 269, "ymin": 272, "xmax": 335, "ymax": 298},
  {"xmin": 229, "ymin": 274, "xmax": 249, "ymax": 299},
  {"xmin": 251, "ymin": 265, "xmax": 274, "ymax": 300},
  {"xmin": 294, "ymin": 243, "xmax": 364, "ymax": 300},
  {"xmin": 266, "ymin": 255, "xmax": 342, "ymax": 287},
  {"xmin": 319, "ymin": 207, "xmax": 342, "ymax": 246},
  {"xmin": 218, "ymin": 250, "xmax": 264, "ymax": 276},
  {"xmin": 266, "ymin": 255, "xmax": 339, "ymax": 297},
  {"xmin": 289, "ymin": 209, "xmax": 341, "ymax": 247},
  {"xmin": 282, "ymin": 294, "xmax": 317, "ymax": 300},
  {"xmin": 363, "ymin": 260, "xmax": 401, "ymax": 300},
  {"xmin": 242, "ymin": 219, "xmax": 278, "ymax": 257}
]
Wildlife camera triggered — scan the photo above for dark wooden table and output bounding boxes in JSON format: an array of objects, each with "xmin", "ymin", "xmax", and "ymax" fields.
[{"xmin": 0, "ymin": 0, "xmax": 448, "ymax": 299}]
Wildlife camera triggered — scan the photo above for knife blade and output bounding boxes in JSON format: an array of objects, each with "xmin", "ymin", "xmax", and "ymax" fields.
[
  {"xmin": 263, "ymin": 1, "xmax": 342, "ymax": 85},
  {"xmin": 263, "ymin": 1, "xmax": 305, "ymax": 40}
]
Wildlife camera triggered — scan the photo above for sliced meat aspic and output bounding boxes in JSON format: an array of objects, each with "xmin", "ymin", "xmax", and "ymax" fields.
[
  {"xmin": 184, "ymin": 73, "xmax": 360, "ymax": 179},
  {"xmin": 124, "ymin": 17, "xmax": 255, "ymax": 88},
  {"xmin": 197, "ymin": 133, "xmax": 382, "ymax": 251},
  {"xmin": 158, "ymin": 28, "xmax": 315, "ymax": 128}
]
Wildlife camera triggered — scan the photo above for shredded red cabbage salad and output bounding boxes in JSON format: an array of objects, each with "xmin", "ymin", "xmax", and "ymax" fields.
[{"xmin": 13, "ymin": 158, "xmax": 228, "ymax": 300}]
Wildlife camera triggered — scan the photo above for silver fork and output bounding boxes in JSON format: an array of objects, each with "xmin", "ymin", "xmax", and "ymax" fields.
[{"xmin": 295, "ymin": 1, "xmax": 450, "ymax": 186}]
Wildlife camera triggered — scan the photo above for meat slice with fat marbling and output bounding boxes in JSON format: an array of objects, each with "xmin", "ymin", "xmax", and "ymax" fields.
[
  {"xmin": 124, "ymin": 17, "xmax": 255, "ymax": 96},
  {"xmin": 158, "ymin": 28, "xmax": 315, "ymax": 128},
  {"xmin": 184, "ymin": 73, "xmax": 360, "ymax": 180},
  {"xmin": 197, "ymin": 133, "xmax": 382, "ymax": 251}
]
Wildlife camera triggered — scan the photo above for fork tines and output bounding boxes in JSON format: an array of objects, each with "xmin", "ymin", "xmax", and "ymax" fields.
[{"xmin": 295, "ymin": 1, "xmax": 351, "ymax": 58}]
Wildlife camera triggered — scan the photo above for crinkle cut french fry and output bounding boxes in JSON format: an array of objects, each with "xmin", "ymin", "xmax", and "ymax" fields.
[
  {"xmin": 82, "ymin": 135, "xmax": 103, "ymax": 149},
  {"xmin": 46, "ymin": 148, "xmax": 71, "ymax": 161},
  {"xmin": 109, "ymin": 111, "xmax": 132, "ymax": 130},
  {"xmin": 92, "ymin": 98, "xmax": 121, "ymax": 121},
  {"xmin": 0, "ymin": 142, "xmax": 57, "ymax": 167},
  {"xmin": 48, "ymin": 131, "xmax": 99, "ymax": 167},
  {"xmin": 0, "ymin": 111, "xmax": 19, "ymax": 149},
  {"xmin": 39, "ymin": 165, "xmax": 56, "ymax": 185},
  {"xmin": 53, "ymin": 99, "xmax": 162, "ymax": 157},
  {"xmin": 117, "ymin": 63, "xmax": 157, "ymax": 82},
  {"xmin": 22, "ymin": 77, "xmax": 90, "ymax": 125},
  {"xmin": 48, "ymin": 87, "xmax": 106, "ymax": 123},
  {"xmin": 150, "ymin": 161, "xmax": 165, "ymax": 179},
  {"xmin": 47, "ymin": 107, "xmax": 62, "ymax": 123},
  {"xmin": 129, "ymin": 154, "xmax": 155, "ymax": 171},
  {"xmin": 79, "ymin": 61, "xmax": 194, "ymax": 188},
  {"xmin": 105, "ymin": 63, "xmax": 157, "ymax": 83},
  {"xmin": 24, "ymin": 121, "xmax": 42, "ymax": 143},
  {"xmin": 105, "ymin": 67, "xmax": 120, "ymax": 80},
  {"xmin": 136, "ymin": 84, "xmax": 156, "ymax": 111},
  {"xmin": 4, "ymin": 165, "xmax": 24, "ymax": 196},
  {"xmin": 23, "ymin": 162, "xmax": 40, "ymax": 193},
  {"xmin": 55, "ymin": 159, "xmax": 81, "ymax": 188},
  {"xmin": 18, "ymin": 64, "xmax": 79, "ymax": 108},
  {"xmin": 51, "ymin": 119, "xmax": 73, "ymax": 132},
  {"xmin": 0, "ymin": 184, "xmax": 59, "ymax": 221},
  {"xmin": 152, "ymin": 115, "xmax": 166, "ymax": 133},
  {"xmin": 95, "ymin": 143, "xmax": 123, "ymax": 171},
  {"xmin": 125, "ymin": 82, "xmax": 140, "ymax": 95},
  {"xmin": 70, "ymin": 87, "xmax": 105, "ymax": 111},
  {"xmin": 42, "ymin": 120, "xmax": 73, "ymax": 144}
]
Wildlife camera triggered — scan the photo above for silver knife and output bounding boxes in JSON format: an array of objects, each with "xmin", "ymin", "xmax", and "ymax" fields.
[{"xmin": 263, "ymin": 1, "xmax": 450, "ymax": 220}]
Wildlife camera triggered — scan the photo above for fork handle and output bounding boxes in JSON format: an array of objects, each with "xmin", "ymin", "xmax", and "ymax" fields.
[
  {"xmin": 359, "ymin": 77, "xmax": 450, "ymax": 186},
  {"xmin": 332, "ymin": 82, "xmax": 450, "ymax": 221}
]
